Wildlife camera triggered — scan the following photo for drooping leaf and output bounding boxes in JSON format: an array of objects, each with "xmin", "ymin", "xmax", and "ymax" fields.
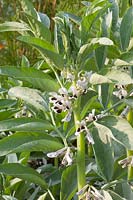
[
  {"xmin": 105, "ymin": 69, "xmax": 133, "ymax": 85},
  {"xmin": 60, "ymin": 165, "xmax": 77, "ymax": 200},
  {"xmin": 99, "ymin": 116, "xmax": 133, "ymax": 149},
  {"xmin": 90, "ymin": 73, "xmax": 112, "ymax": 85},
  {"xmin": 93, "ymin": 122, "xmax": 114, "ymax": 181},
  {"xmin": 0, "ymin": 132, "xmax": 64, "ymax": 156},
  {"xmin": 0, "ymin": 66, "xmax": 59, "ymax": 92},
  {"xmin": 0, "ymin": 163, "xmax": 47, "ymax": 188},
  {"xmin": 8, "ymin": 87, "xmax": 48, "ymax": 112},
  {"xmin": 18, "ymin": 36, "xmax": 64, "ymax": 70},
  {"xmin": 120, "ymin": 7, "xmax": 133, "ymax": 51},
  {"xmin": 0, "ymin": 118, "xmax": 54, "ymax": 132}
]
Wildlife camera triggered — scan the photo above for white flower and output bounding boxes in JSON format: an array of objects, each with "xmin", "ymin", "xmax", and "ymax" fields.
[
  {"xmin": 113, "ymin": 85, "xmax": 127, "ymax": 99},
  {"xmin": 62, "ymin": 110, "xmax": 72, "ymax": 122},
  {"xmin": 118, "ymin": 156, "xmax": 133, "ymax": 168},
  {"xmin": 85, "ymin": 128, "xmax": 94, "ymax": 145},
  {"xmin": 76, "ymin": 77, "xmax": 88, "ymax": 91},
  {"xmin": 85, "ymin": 109, "xmax": 97, "ymax": 122},
  {"xmin": 75, "ymin": 120, "xmax": 86, "ymax": 136},
  {"xmin": 58, "ymin": 87, "xmax": 68, "ymax": 96},
  {"xmin": 69, "ymin": 85, "xmax": 79, "ymax": 99},
  {"xmin": 47, "ymin": 147, "xmax": 67, "ymax": 158},
  {"xmin": 61, "ymin": 147, "xmax": 73, "ymax": 166}
]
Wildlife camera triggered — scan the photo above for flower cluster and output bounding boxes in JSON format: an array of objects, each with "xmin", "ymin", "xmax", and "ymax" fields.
[
  {"xmin": 118, "ymin": 156, "xmax": 133, "ymax": 168},
  {"xmin": 77, "ymin": 185, "xmax": 104, "ymax": 200},
  {"xmin": 47, "ymin": 147, "xmax": 73, "ymax": 166},
  {"xmin": 49, "ymin": 70, "xmax": 93, "ymax": 122},
  {"xmin": 113, "ymin": 84, "xmax": 127, "ymax": 99}
]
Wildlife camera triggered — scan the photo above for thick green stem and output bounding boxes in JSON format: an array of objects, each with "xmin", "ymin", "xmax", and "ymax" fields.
[
  {"xmin": 74, "ymin": 99, "xmax": 86, "ymax": 197},
  {"xmin": 127, "ymin": 150, "xmax": 133, "ymax": 182},
  {"xmin": 127, "ymin": 108, "xmax": 133, "ymax": 182}
]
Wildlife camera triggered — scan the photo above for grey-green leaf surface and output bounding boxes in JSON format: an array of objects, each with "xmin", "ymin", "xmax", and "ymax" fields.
[
  {"xmin": 0, "ymin": 118, "xmax": 54, "ymax": 132},
  {"xmin": 105, "ymin": 69, "xmax": 133, "ymax": 85},
  {"xmin": 60, "ymin": 165, "xmax": 77, "ymax": 200},
  {"xmin": 90, "ymin": 73, "xmax": 112, "ymax": 84},
  {"xmin": 120, "ymin": 7, "xmax": 133, "ymax": 51},
  {"xmin": 0, "ymin": 132, "xmax": 64, "ymax": 156},
  {"xmin": 99, "ymin": 116, "xmax": 133, "ymax": 149},
  {"xmin": 18, "ymin": 36, "xmax": 64, "ymax": 70},
  {"xmin": 8, "ymin": 87, "xmax": 48, "ymax": 112},
  {"xmin": 0, "ymin": 66, "xmax": 59, "ymax": 92},
  {"xmin": 92, "ymin": 122, "xmax": 114, "ymax": 181},
  {"xmin": 0, "ymin": 163, "xmax": 47, "ymax": 188}
]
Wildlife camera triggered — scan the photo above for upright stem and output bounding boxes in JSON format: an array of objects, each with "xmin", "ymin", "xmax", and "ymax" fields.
[
  {"xmin": 127, "ymin": 108, "xmax": 133, "ymax": 182},
  {"xmin": 127, "ymin": 150, "xmax": 133, "ymax": 182},
  {"xmin": 74, "ymin": 98, "xmax": 86, "ymax": 197}
]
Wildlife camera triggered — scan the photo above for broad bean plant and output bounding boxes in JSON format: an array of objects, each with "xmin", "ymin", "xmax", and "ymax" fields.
[{"xmin": 0, "ymin": 0, "xmax": 133, "ymax": 199}]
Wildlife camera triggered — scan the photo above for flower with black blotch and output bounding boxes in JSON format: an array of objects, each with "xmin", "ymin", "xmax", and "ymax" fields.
[
  {"xmin": 118, "ymin": 156, "xmax": 133, "ymax": 168},
  {"xmin": 47, "ymin": 147, "xmax": 73, "ymax": 167},
  {"xmin": 113, "ymin": 84, "xmax": 127, "ymax": 99},
  {"xmin": 75, "ymin": 120, "xmax": 94, "ymax": 145}
]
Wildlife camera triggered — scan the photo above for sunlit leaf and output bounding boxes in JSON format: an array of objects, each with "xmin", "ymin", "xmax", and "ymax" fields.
[
  {"xmin": 0, "ymin": 132, "xmax": 63, "ymax": 156},
  {"xmin": 0, "ymin": 118, "xmax": 54, "ymax": 132},
  {"xmin": 0, "ymin": 66, "xmax": 59, "ymax": 92}
]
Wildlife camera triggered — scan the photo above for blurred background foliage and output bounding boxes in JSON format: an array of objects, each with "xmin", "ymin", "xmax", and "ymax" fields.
[{"xmin": 0, "ymin": 0, "xmax": 132, "ymax": 66}]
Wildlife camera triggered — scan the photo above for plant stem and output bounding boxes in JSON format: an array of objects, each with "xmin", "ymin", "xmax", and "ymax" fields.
[
  {"xmin": 74, "ymin": 98, "xmax": 86, "ymax": 197},
  {"xmin": 127, "ymin": 108, "xmax": 133, "ymax": 183},
  {"xmin": 127, "ymin": 150, "xmax": 133, "ymax": 182}
]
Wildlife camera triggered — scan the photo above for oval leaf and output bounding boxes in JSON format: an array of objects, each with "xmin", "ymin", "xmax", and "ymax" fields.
[
  {"xmin": 0, "ymin": 66, "xmax": 59, "ymax": 92},
  {"xmin": 0, "ymin": 118, "xmax": 54, "ymax": 132},
  {"xmin": 0, "ymin": 132, "xmax": 64, "ymax": 156},
  {"xmin": 0, "ymin": 163, "xmax": 47, "ymax": 188},
  {"xmin": 120, "ymin": 7, "xmax": 133, "ymax": 51}
]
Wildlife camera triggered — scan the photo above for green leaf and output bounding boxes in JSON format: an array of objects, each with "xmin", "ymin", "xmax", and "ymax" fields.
[
  {"xmin": 0, "ymin": 22, "xmax": 30, "ymax": 32},
  {"xmin": 18, "ymin": 36, "xmax": 64, "ymax": 70},
  {"xmin": 19, "ymin": 0, "xmax": 37, "ymax": 19},
  {"xmin": 110, "ymin": 0, "xmax": 119, "ymax": 31},
  {"xmin": 0, "ymin": 109, "xmax": 19, "ymax": 121},
  {"xmin": 93, "ymin": 122, "xmax": 114, "ymax": 181},
  {"xmin": 60, "ymin": 165, "xmax": 77, "ymax": 200},
  {"xmin": 109, "ymin": 190, "xmax": 126, "ymax": 200},
  {"xmin": 0, "ymin": 99, "xmax": 17, "ymax": 109},
  {"xmin": 8, "ymin": 87, "xmax": 48, "ymax": 112},
  {"xmin": 120, "ymin": 7, "xmax": 133, "ymax": 51},
  {"xmin": 0, "ymin": 118, "xmax": 54, "ymax": 132},
  {"xmin": 99, "ymin": 116, "xmax": 133, "ymax": 149},
  {"xmin": 124, "ymin": 97, "xmax": 133, "ymax": 108},
  {"xmin": 0, "ymin": 163, "xmax": 47, "ymax": 188},
  {"xmin": 24, "ymin": 14, "xmax": 51, "ymax": 42},
  {"xmin": 0, "ymin": 132, "xmax": 64, "ymax": 156},
  {"xmin": 0, "ymin": 66, "xmax": 59, "ymax": 92}
]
